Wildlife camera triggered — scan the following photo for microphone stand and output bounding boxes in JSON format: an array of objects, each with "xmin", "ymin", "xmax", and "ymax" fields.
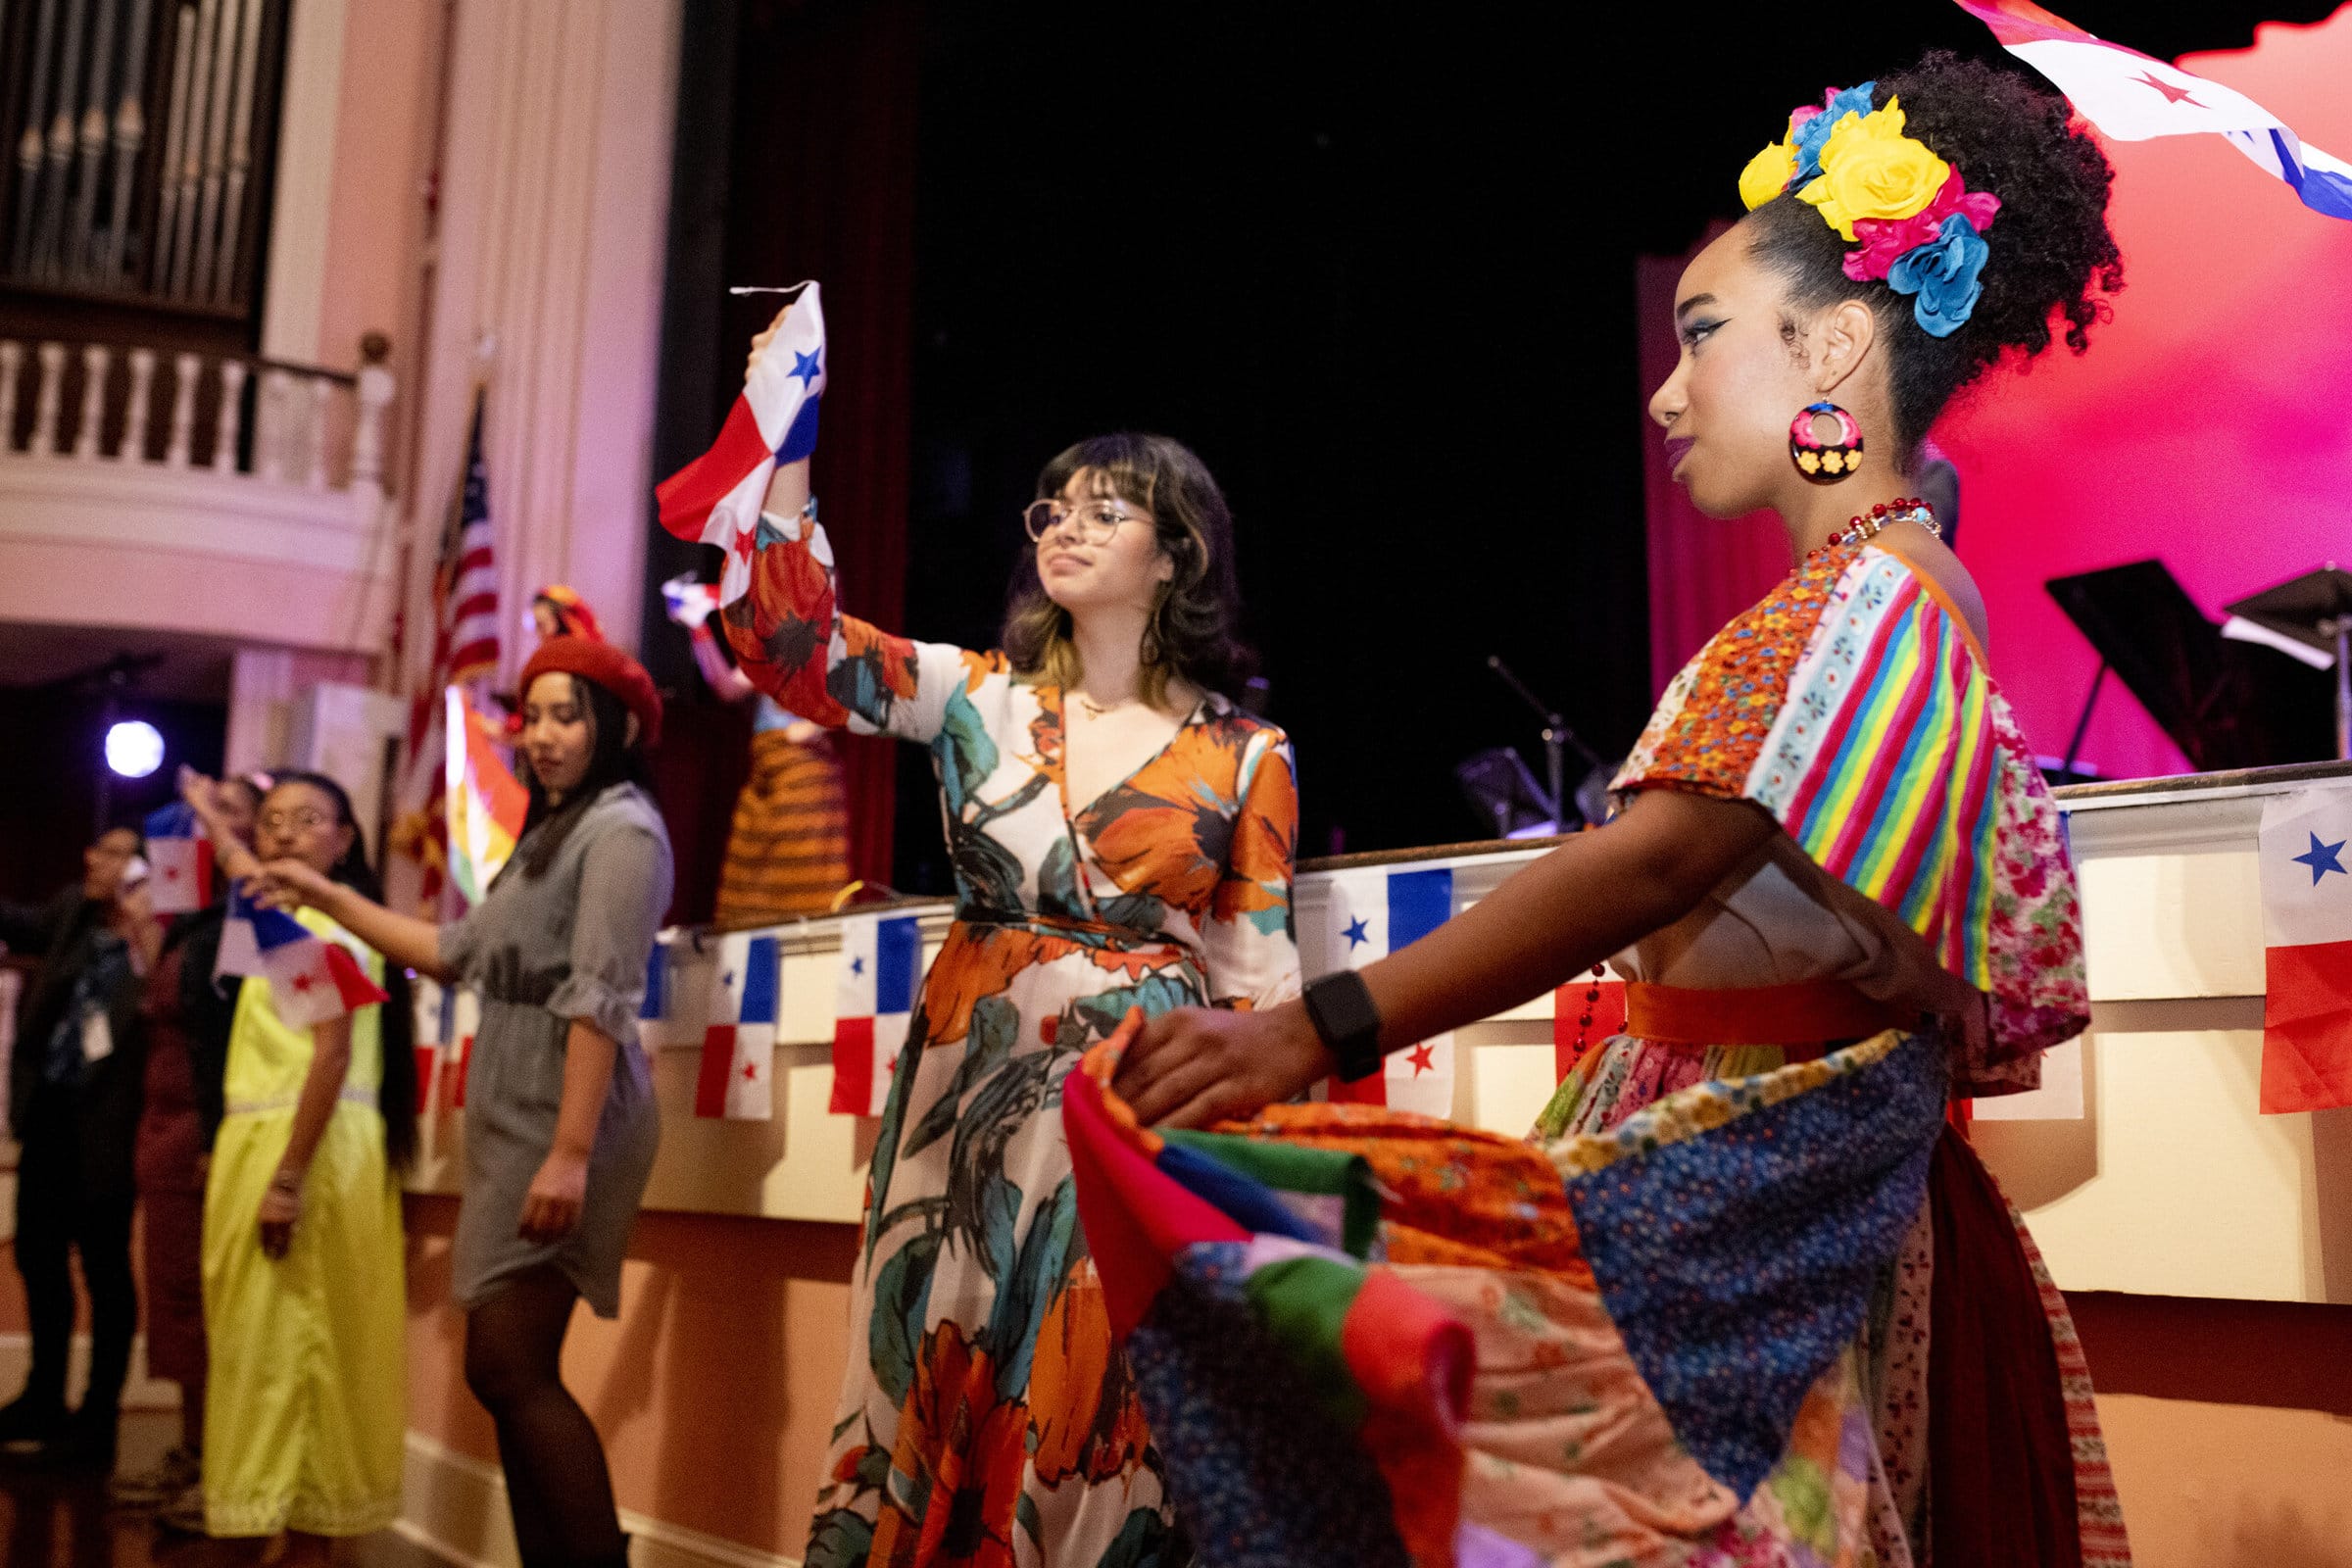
[{"xmin": 1486, "ymin": 656, "xmax": 1601, "ymax": 831}]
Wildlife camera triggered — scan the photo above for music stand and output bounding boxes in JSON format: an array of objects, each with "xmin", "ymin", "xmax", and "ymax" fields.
[
  {"xmin": 2225, "ymin": 564, "xmax": 2352, "ymax": 760},
  {"xmin": 2045, "ymin": 560, "xmax": 2333, "ymax": 773}
]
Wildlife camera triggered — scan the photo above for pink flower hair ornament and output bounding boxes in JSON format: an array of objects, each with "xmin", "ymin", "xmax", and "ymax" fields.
[{"xmin": 1841, "ymin": 169, "xmax": 2002, "ymax": 283}]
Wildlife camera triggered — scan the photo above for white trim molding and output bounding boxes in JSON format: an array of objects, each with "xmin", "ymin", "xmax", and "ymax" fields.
[{"xmin": 398, "ymin": 1429, "xmax": 801, "ymax": 1568}]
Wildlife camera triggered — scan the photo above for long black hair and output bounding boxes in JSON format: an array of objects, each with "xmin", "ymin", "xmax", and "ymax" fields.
[
  {"xmin": 267, "ymin": 770, "xmax": 417, "ymax": 1174},
  {"xmin": 514, "ymin": 674, "xmax": 651, "ymax": 880}
]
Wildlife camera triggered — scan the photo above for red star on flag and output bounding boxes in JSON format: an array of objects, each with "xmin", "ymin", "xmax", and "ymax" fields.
[
  {"xmin": 2132, "ymin": 70, "xmax": 2201, "ymax": 107},
  {"xmin": 161, "ymin": 864, "xmax": 180, "ymax": 881},
  {"xmin": 742, "ymin": 1060, "xmax": 760, "ymax": 1082},
  {"xmin": 730, "ymin": 525, "xmax": 758, "ymax": 565},
  {"xmin": 1407, "ymin": 1042, "xmax": 1436, "ymax": 1075},
  {"xmin": 290, "ymin": 972, "xmax": 314, "ymax": 993}
]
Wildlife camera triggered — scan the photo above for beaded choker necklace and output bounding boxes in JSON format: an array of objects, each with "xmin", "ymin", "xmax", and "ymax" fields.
[{"xmin": 1827, "ymin": 498, "xmax": 1939, "ymax": 549}]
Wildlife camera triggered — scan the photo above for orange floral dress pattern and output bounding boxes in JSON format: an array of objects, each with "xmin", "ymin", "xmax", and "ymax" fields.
[{"xmin": 727, "ymin": 509, "xmax": 1301, "ymax": 1568}]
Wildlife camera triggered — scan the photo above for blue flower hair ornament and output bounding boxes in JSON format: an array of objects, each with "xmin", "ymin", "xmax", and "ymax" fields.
[{"xmin": 1886, "ymin": 214, "xmax": 1990, "ymax": 339}]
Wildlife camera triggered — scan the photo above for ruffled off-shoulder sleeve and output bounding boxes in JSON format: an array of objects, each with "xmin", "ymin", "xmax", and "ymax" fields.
[
  {"xmin": 1613, "ymin": 543, "xmax": 2088, "ymax": 1075},
  {"xmin": 720, "ymin": 508, "xmax": 999, "ymax": 745}
]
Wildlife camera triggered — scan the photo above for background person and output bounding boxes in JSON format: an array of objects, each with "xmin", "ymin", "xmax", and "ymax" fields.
[
  {"xmin": 666, "ymin": 575, "xmax": 852, "ymax": 922},
  {"xmin": 254, "ymin": 637, "xmax": 672, "ymax": 1568},
  {"xmin": 108, "ymin": 775, "xmax": 264, "ymax": 1515},
  {"xmin": 179, "ymin": 771, "xmax": 415, "ymax": 1554},
  {"xmin": 0, "ymin": 824, "xmax": 154, "ymax": 1467}
]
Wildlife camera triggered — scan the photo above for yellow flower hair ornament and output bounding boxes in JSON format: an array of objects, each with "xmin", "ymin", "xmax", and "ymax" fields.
[{"xmin": 1739, "ymin": 83, "xmax": 2001, "ymax": 337}]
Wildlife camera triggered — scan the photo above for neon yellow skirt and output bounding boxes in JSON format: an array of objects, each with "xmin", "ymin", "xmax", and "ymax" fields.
[{"xmin": 203, "ymin": 1098, "xmax": 407, "ymax": 1537}]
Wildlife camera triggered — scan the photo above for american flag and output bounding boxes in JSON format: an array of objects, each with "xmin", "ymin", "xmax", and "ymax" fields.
[{"xmin": 392, "ymin": 395, "xmax": 501, "ymax": 910}]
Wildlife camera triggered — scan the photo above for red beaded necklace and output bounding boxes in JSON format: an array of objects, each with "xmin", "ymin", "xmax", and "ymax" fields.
[{"xmin": 1826, "ymin": 498, "xmax": 1939, "ymax": 549}]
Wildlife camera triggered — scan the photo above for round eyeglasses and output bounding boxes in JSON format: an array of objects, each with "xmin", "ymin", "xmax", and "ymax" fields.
[{"xmin": 1023, "ymin": 498, "xmax": 1142, "ymax": 545}]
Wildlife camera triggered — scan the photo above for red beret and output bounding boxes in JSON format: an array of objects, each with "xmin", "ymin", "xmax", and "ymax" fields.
[{"xmin": 519, "ymin": 636, "xmax": 662, "ymax": 749}]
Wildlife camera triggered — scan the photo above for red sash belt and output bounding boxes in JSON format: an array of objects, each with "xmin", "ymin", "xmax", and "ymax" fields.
[{"xmin": 1624, "ymin": 978, "xmax": 1912, "ymax": 1048}]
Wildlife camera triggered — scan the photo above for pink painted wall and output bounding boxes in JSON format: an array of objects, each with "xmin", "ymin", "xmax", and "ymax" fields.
[{"xmin": 1644, "ymin": 11, "xmax": 2352, "ymax": 781}]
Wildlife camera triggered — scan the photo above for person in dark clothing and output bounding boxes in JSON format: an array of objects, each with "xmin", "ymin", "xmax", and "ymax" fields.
[
  {"xmin": 0, "ymin": 825, "xmax": 157, "ymax": 1465},
  {"xmin": 111, "ymin": 778, "xmax": 263, "ymax": 1513}
]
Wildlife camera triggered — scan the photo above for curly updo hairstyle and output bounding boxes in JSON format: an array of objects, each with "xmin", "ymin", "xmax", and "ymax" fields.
[
  {"xmin": 1003, "ymin": 431, "xmax": 1253, "ymax": 705},
  {"xmin": 1745, "ymin": 52, "xmax": 2125, "ymax": 467}
]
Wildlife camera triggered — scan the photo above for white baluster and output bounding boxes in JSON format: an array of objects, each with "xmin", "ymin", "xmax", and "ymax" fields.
[
  {"xmin": 258, "ymin": 368, "xmax": 291, "ymax": 481},
  {"xmin": 349, "ymin": 332, "xmax": 393, "ymax": 506},
  {"xmin": 305, "ymin": 375, "xmax": 331, "ymax": 488},
  {"xmin": 166, "ymin": 352, "xmax": 200, "ymax": 466},
  {"xmin": 0, "ymin": 341, "xmax": 22, "ymax": 454},
  {"xmin": 213, "ymin": 359, "xmax": 247, "ymax": 472},
  {"xmin": 31, "ymin": 344, "xmax": 68, "ymax": 456},
  {"xmin": 122, "ymin": 349, "xmax": 157, "ymax": 463},
  {"xmin": 75, "ymin": 345, "xmax": 111, "ymax": 459}
]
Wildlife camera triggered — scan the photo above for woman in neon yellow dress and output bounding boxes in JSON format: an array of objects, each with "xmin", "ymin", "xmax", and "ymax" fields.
[{"xmin": 185, "ymin": 769, "xmax": 417, "ymax": 1555}]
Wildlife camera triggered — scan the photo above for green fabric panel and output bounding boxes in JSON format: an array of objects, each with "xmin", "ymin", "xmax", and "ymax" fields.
[{"xmin": 1240, "ymin": 1254, "xmax": 1369, "ymax": 1428}]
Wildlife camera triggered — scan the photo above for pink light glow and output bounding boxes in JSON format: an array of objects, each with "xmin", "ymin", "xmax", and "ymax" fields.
[{"xmin": 1936, "ymin": 9, "xmax": 2352, "ymax": 778}]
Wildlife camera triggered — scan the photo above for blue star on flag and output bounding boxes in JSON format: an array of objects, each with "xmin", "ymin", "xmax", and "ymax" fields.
[
  {"xmin": 1343, "ymin": 917, "xmax": 1371, "ymax": 949},
  {"xmin": 789, "ymin": 348, "xmax": 822, "ymax": 385},
  {"xmin": 2293, "ymin": 831, "xmax": 2348, "ymax": 886},
  {"xmin": 851, "ymin": 956, "xmax": 865, "ymax": 977}
]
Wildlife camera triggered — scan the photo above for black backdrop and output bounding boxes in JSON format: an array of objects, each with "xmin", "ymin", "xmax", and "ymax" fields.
[{"xmin": 651, "ymin": 0, "xmax": 2335, "ymax": 906}]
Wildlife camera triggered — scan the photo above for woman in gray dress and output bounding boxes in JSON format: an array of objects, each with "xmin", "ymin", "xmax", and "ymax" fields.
[{"xmin": 258, "ymin": 635, "xmax": 672, "ymax": 1568}]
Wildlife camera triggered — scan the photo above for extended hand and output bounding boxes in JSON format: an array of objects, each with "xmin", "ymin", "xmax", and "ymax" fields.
[
  {"xmin": 662, "ymin": 571, "xmax": 719, "ymax": 630},
  {"xmin": 1110, "ymin": 1002, "xmax": 1335, "ymax": 1130},
  {"xmin": 247, "ymin": 858, "xmax": 335, "ymax": 914},
  {"xmin": 746, "ymin": 302, "xmax": 794, "ymax": 380},
  {"xmin": 518, "ymin": 1150, "xmax": 589, "ymax": 1245},
  {"xmin": 177, "ymin": 765, "xmax": 220, "ymax": 820}
]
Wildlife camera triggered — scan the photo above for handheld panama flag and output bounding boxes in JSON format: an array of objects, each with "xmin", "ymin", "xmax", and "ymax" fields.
[
  {"xmin": 660, "ymin": 571, "xmax": 722, "ymax": 632},
  {"xmin": 2257, "ymin": 788, "xmax": 2352, "ymax": 1113},
  {"xmin": 831, "ymin": 912, "xmax": 923, "ymax": 1116},
  {"xmin": 444, "ymin": 685, "xmax": 529, "ymax": 905},
  {"xmin": 656, "ymin": 281, "xmax": 826, "ymax": 591},
  {"xmin": 1953, "ymin": 0, "xmax": 2352, "ymax": 220},
  {"xmin": 143, "ymin": 802, "xmax": 213, "ymax": 914},
  {"xmin": 216, "ymin": 890, "xmax": 389, "ymax": 1032},
  {"xmin": 1321, "ymin": 866, "xmax": 1456, "ymax": 1114},
  {"xmin": 696, "ymin": 932, "xmax": 778, "ymax": 1120}
]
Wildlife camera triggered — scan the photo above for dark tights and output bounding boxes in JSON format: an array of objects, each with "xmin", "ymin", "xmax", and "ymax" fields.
[{"xmin": 464, "ymin": 1267, "xmax": 625, "ymax": 1568}]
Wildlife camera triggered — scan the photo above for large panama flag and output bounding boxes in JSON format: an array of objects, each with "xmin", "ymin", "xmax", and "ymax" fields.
[
  {"xmin": 1953, "ymin": 0, "xmax": 2352, "ymax": 220},
  {"xmin": 2257, "ymin": 789, "xmax": 2352, "ymax": 1113},
  {"xmin": 655, "ymin": 281, "xmax": 826, "ymax": 588}
]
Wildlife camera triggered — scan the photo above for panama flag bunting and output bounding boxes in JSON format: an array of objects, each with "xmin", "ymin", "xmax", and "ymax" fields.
[
  {"xmin": 1321, "ymin": 867, "xmax": 1456, "ymax": 1115},
  {"xmin": 142, "ymin": 802, "xmax": 213, "ymax": 915},
  {"xmin": 215, "ymin": 888, "xmax": 389, "ymax": 1032},
  {"xmin": 832, "ymin": 913, "xmax": 923, "ymax": 1116},
  {"xmin": 655, "ymin": 280, "xmax": 826, "ymax": 594},
  {"xmin": 697, "ymin": 932, "xmax": 779, "ymax": 1120},
  {"xmin": 2256, "ymin": 790, "xmax": 2352, "ymax": 1113},
  {"xmin": 1952, "ymin": 0, "xmax": 2352, "ymax": 220}
]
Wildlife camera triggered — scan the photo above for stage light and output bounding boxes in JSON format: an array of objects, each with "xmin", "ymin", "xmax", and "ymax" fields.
[{"xmin": 106, "ymin": 719, "xmax": 166, "ymax": 779}]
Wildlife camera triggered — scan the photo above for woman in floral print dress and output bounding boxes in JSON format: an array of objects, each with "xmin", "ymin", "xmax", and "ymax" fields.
[{"xmin": 717, "ymin": 304, "xmax": 1298, "ymax": 1568}]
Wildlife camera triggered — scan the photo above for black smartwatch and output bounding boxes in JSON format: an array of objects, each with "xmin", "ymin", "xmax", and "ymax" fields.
[{"xmin": 1302, "ymin": 969, "xmax": 1384, "ymax": 1082}]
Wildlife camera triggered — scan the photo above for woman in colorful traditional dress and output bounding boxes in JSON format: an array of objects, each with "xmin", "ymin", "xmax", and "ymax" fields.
[
  {"xmin": 716, "ymin": 301, "xmax": 1300, "ymax": 1567},
  {"xmin": 254, "ymin": 638, "xmax": 673, "ymax": 1568},
  {"xmin": 1096, "ymin": 54, "xmax": 2131, "ymax": 1567},
  {"xmin": 180, "ymin": 771, "xmax": 416, "ymax": 1559},
  {"xmin": 666, "ymin": 581, "xmax": 853, "ymax": 922}
]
